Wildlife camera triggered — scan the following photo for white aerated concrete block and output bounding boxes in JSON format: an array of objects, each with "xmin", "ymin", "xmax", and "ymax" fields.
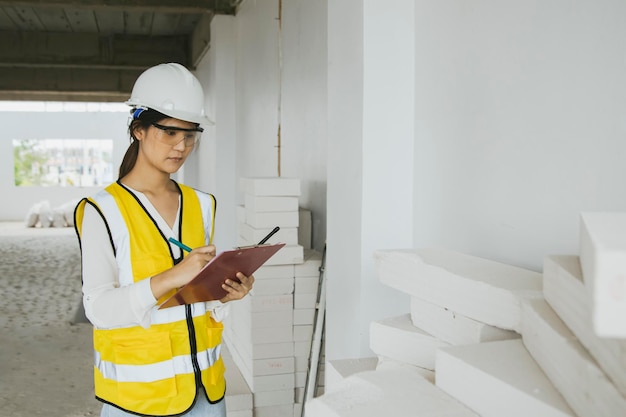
[
  {"xmin": 293, "ymin": 308, "xmax": 315, "ymax": 325},
  {"xmin": 229, "ymin": 315, "xmax": 292, "ymax": 345},
  {"xmin": 295, "ymin": 371, "xmax": 306, "ymax": 388},
  {"xmin": 240, "ymin": 177, "xmax": 301, "ymax": 197},
  {"xmin": 224, "ymin": 335, "xmax": 292, "ymax": 391},
  {"xmin": 295, "ymin": 276, "xmax": 319, "ymax": 294},
  {"xmin": 295, "ymin": 250, "xmax": 322, "ymax": 276},
  {"xmin": 295, "ymin": 387, "xmax": 305, "ymax": 404},
  {"xmin": 248, "ymin": 326, "xmax": 293, "ymax": 344},
  {"xmin": 521, "ymin": 299, "xmax": 626, "ymax": 417},
  {"xmin": 369, "ymin": 314, "xmax": 449, "ymax": 370},
  {"xmin": 543, "ymin": 255, "xmax": 626, "ymax": 396},
  {"xmin": 253, "ymin": 356, "xmax": 295, "ymax": 376},
  {"xmin": 374, "ymin": 249, "xmax": 543, "ymax": 331},
  {"xmin": 252, "ymin": 278, "xmax": 294, "ymax": 296},
  {"xmin": 325, "ymin": 358, "xmax": 378, "ymax": 391},
  {"xmin": 240, "ymin": 222, "xmax": 298, "ymax": 245},
  {"xmin": 304, "ymin": 368, "xmax": 478, "ymax": 417},
  {"xmin": 266, "ymin": 245, "xmax": 304, "ymax": 266},
  {"xmin": 237, "ymin": 205, "xmax": 246, "ymax": 223},
  {"xmin": 223, "ymin": 346, "xmax": 253, "ymax": 414},
  {"xmin": 254, "ymin": 404, "xmax": 294, "ymax": 417},
  {"xmin": 294, "ymin": 354, "xmax": 308, "ymax": 372},
  {"xmin": 237, "ymin": 234, "xmax": 254, "ymax": 248},
  {"xmin": 228, "ymin": 411, "xmax": 252, "ymax": 417},
  {"xmin": 248, "ymin": 310, "xmax": 293, "ymax": 328},
  {"xmin": 249, "ymin": 294, "xmax": 294, "ymax": 311},
  {"xmin": 254, "ymin": 373, "xmax": 295, "ymax": 391},
  {"xmin": 253, "ymin": 389, "xmax": 294, "ymax": 407},
  {"xmin": 299, "ymin": 208, "xmax": 312, "ymax": 249},
  {"xmin": 293, "ymin": 324, "xmax": 313, "ymax": 343},
  {"xmin": 254, "ymin": 264, "xmax": 295, "ymax": 279},
  {"xmin": 245, "ymin": 195, "xmax": 299, "ymax": 212},
  {"xmin": 294, "ymin": 292, "xmax": 317, "ymax": 309},
  {"xmin": 224, "ymin": 327, "xmax": 294, "ymax": 360},
  {"xmin": 410, "ymin": 296, "xmax": 519, "ymax": 345},
  {"xmin": 245, "ymin": 209, "xmax": 300, "ymax": 229},
  {"xmin": 436, "ymin": 339, "xmax": 574, "ymax": 417},
  {"xmin": 294, "ymin": 341, "xmax": 309, "ymax": 356},
  {"xmin": 295, "ymin": 403, "xmax": 304, "ymax": 417},
  {"xmin": 579, "ymin": 212, "xmax": 626, "ymax": 338},
  {"xmin": 251, "ymin": 342, "xmax": 294, "ymax": 360},
  {"xmin": 374, "ymin": 356, "xmax": 435, "ymax": 383}
]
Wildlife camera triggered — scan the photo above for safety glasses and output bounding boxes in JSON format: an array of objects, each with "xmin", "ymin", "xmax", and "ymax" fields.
[{"xmin": 151, "ymin": 123, "xmax": 203, "ymax": 148}]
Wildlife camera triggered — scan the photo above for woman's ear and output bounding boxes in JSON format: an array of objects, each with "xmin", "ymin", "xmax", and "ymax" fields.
[{"xmin": 131, "ymin": 122, "xmax": 146, "ymax": 142}]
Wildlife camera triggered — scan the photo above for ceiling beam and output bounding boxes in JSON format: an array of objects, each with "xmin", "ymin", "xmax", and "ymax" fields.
[
  {"xmin": 0, "ymin": 66, "xmax": 142, "ymax": 102},
  {"xmin": 0, "ymin": 0, "xmax": 237, "ymax": 14},
  {"xmin": 0, "ymin": 30, "xmax": 189, "ymax": 69},
  {"xmin": 190, "ymin": 12, "xmax": 212, "ymax": 68},
  {"xmin": 0, "ymin": 0, "xmax": 245, "ymax": 101}
]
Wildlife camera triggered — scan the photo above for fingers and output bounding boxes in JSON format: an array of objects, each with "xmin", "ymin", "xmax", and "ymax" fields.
[
  {"xmin": 191, "ymin": 245, "xmax": 216, "ymax": 256},
  {"xmin": 205, "ymin": 245, "xmax": 216, "ymax": 256},
  {"xmin": 221, "ymin": 273, "xmax": 254, "ymax": 302},
  {"xmin": 185, "ymin": 245, "xmax": 216, "ymax": 266},
  {"xmin": 235, "ymin": 272, "xmax": 255, "ymax": 291}
]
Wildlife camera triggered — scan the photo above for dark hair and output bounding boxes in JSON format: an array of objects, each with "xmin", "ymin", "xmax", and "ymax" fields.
[{"xmin": 118, "ymin": 108, "xmax": 170, "ymax": 179}]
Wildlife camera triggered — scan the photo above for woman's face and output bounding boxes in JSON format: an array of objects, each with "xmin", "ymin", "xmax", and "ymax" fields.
[{"xmin": 134, "ymin": 117, "xmax": 200, "ymax": 174}]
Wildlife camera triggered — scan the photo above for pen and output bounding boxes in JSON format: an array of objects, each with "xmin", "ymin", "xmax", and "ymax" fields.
[
  {"xmin": 170, "ymin": 226, "xmax": 280, "ymax": 252},
  {"xmin": 258, "ymin": 226, "xmax": 280, "ymax": 245},
  {"xmin": 169, "ymin": 237, "xmax": 192, "ymax": 253}
]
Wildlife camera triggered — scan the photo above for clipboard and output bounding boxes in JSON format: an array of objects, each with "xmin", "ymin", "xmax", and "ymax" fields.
[{"xmin": 158, "ymin": 242, "xmax": 285, "ymax": 309}]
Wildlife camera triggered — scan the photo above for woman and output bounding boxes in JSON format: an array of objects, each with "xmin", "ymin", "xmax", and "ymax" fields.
[{"xmin": 74, "ymin": 63, "xmax": 253, "ymax": 417}]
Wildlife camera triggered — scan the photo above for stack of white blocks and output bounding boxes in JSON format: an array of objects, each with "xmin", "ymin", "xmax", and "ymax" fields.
[
  {"xmin": 579, "ymin": 212, "xmax": 626, "ymax": 339},
  {"xmin": 306, "ymin": 212, "xmax": 626, "ymax": 416},
  {"xmin": 224, "ymin": 177, "xmax": 323, "ymax": 417}
]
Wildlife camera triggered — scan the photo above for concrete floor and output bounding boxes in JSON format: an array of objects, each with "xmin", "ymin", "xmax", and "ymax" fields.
[{"xmin": 0, "ymin": 224, "xmax": 100, "ymax": 416}]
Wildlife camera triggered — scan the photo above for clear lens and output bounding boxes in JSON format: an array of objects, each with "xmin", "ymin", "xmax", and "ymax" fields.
[{"xmin": 151, "ymin": 123, "xmax": 202, "ymax": 147}]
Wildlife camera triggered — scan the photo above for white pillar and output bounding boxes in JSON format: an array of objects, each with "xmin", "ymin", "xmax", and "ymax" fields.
[
  {"xmin": 196, "ymin": 15, "xmax": 238, "ymax": 251},
  {"xmin": 326, "ymin": 0, "xmax": 415, "ymax": 363}
]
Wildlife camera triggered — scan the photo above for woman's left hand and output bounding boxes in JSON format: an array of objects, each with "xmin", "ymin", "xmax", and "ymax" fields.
[{"xmin": 220, "ymin": 272, "xmax": 255, "ymax": 303}]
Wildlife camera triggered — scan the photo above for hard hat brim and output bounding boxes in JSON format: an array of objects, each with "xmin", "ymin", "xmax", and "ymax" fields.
[{"xmin": 126, "ymin": 100, "xmax": 215, "ymax": 126}]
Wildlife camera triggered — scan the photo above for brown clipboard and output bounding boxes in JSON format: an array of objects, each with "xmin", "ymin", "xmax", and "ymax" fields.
[{"xmin": 158, "ymin": 243, "xmax": 285, "ymax": 309}]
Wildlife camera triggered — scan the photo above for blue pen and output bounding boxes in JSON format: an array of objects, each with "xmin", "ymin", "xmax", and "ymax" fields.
[{"xmin": 168, "ymin": 237, "xmax": 192, "ymax": 253}]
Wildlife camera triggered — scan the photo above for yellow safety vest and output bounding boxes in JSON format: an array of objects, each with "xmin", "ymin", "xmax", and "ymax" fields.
[{"xmin": 74, "ymin": 181, "xmax": 225, "ymax": 416}]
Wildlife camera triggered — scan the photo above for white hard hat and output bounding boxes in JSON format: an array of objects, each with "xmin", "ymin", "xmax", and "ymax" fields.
[{"xmin": 126, "ymin": 63, "xmax": 214, "ymax": 126}]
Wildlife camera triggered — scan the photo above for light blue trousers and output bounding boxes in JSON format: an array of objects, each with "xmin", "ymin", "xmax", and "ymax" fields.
[{"xmin": 100, "ymin": 393, "xmax": 226, "ymax": 417}]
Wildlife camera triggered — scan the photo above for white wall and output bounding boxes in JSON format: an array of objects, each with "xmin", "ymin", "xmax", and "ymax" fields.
[
  {"xmin": 326, "ymin": 0, "xmax": 366, "ymax": 360},
  {"xmin": 0, "ymin": 110, "xmax": 129, "ymax": 221},
  {"xmin": 280, "ymin": 0, "xmax": 328, "ymax": 250},
  {"xmin": 200, "ymin": 0, "xmax": 329, "ymax": 252},
  {"xmin": 412, "ymin": 0, "xmax": 626, "ymax": 272},
  {"xmin": 235, "ymin": 1, "xmax": 281, "ymax": 180},
  {"xmin": 326, "ymin": 0, "xmax": 626, "ymax": 361},
  {"xmin": 326, "ymin": 0, "xmax": 416, "ymax": 360},
  {"xmin": 192, "ymin": 16, "xmax": 239, "ymax": 251}
]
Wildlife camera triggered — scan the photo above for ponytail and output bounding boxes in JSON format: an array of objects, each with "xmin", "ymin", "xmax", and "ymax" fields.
[{"xmin": 118, "ymin": 139, "xmax": 139, "ymax": 179}]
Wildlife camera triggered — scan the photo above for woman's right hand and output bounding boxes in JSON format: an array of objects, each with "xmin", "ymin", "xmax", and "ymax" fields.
[{"xmin": 149, "ymin": 245, "xmax": 216, "ymax": 300}]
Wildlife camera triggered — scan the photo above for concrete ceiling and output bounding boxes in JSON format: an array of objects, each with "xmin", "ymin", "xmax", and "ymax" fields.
[{"xmin": 0, "ymin": 0, "xmax": 240, "ymax": 102}]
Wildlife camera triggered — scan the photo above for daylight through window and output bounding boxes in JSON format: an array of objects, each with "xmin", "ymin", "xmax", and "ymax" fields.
[{"xmin": 13, "ymin": 139, "xmax": 113, "ymax": 187}]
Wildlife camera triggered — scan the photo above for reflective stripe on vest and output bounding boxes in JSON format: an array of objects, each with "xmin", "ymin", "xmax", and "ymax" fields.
[
  {"xmin": 75, "ymin": 181, "xmax": 225, "ymax": 416},
  {"xmin": 95, "ymin": 343, "xmax": 222, "ymax": 383}
]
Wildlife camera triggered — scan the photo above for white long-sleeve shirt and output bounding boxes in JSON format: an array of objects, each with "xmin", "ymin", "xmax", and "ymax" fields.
[{"xmin": 80, "ymin": 187, "xmax": 227, "ymax": 329}]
